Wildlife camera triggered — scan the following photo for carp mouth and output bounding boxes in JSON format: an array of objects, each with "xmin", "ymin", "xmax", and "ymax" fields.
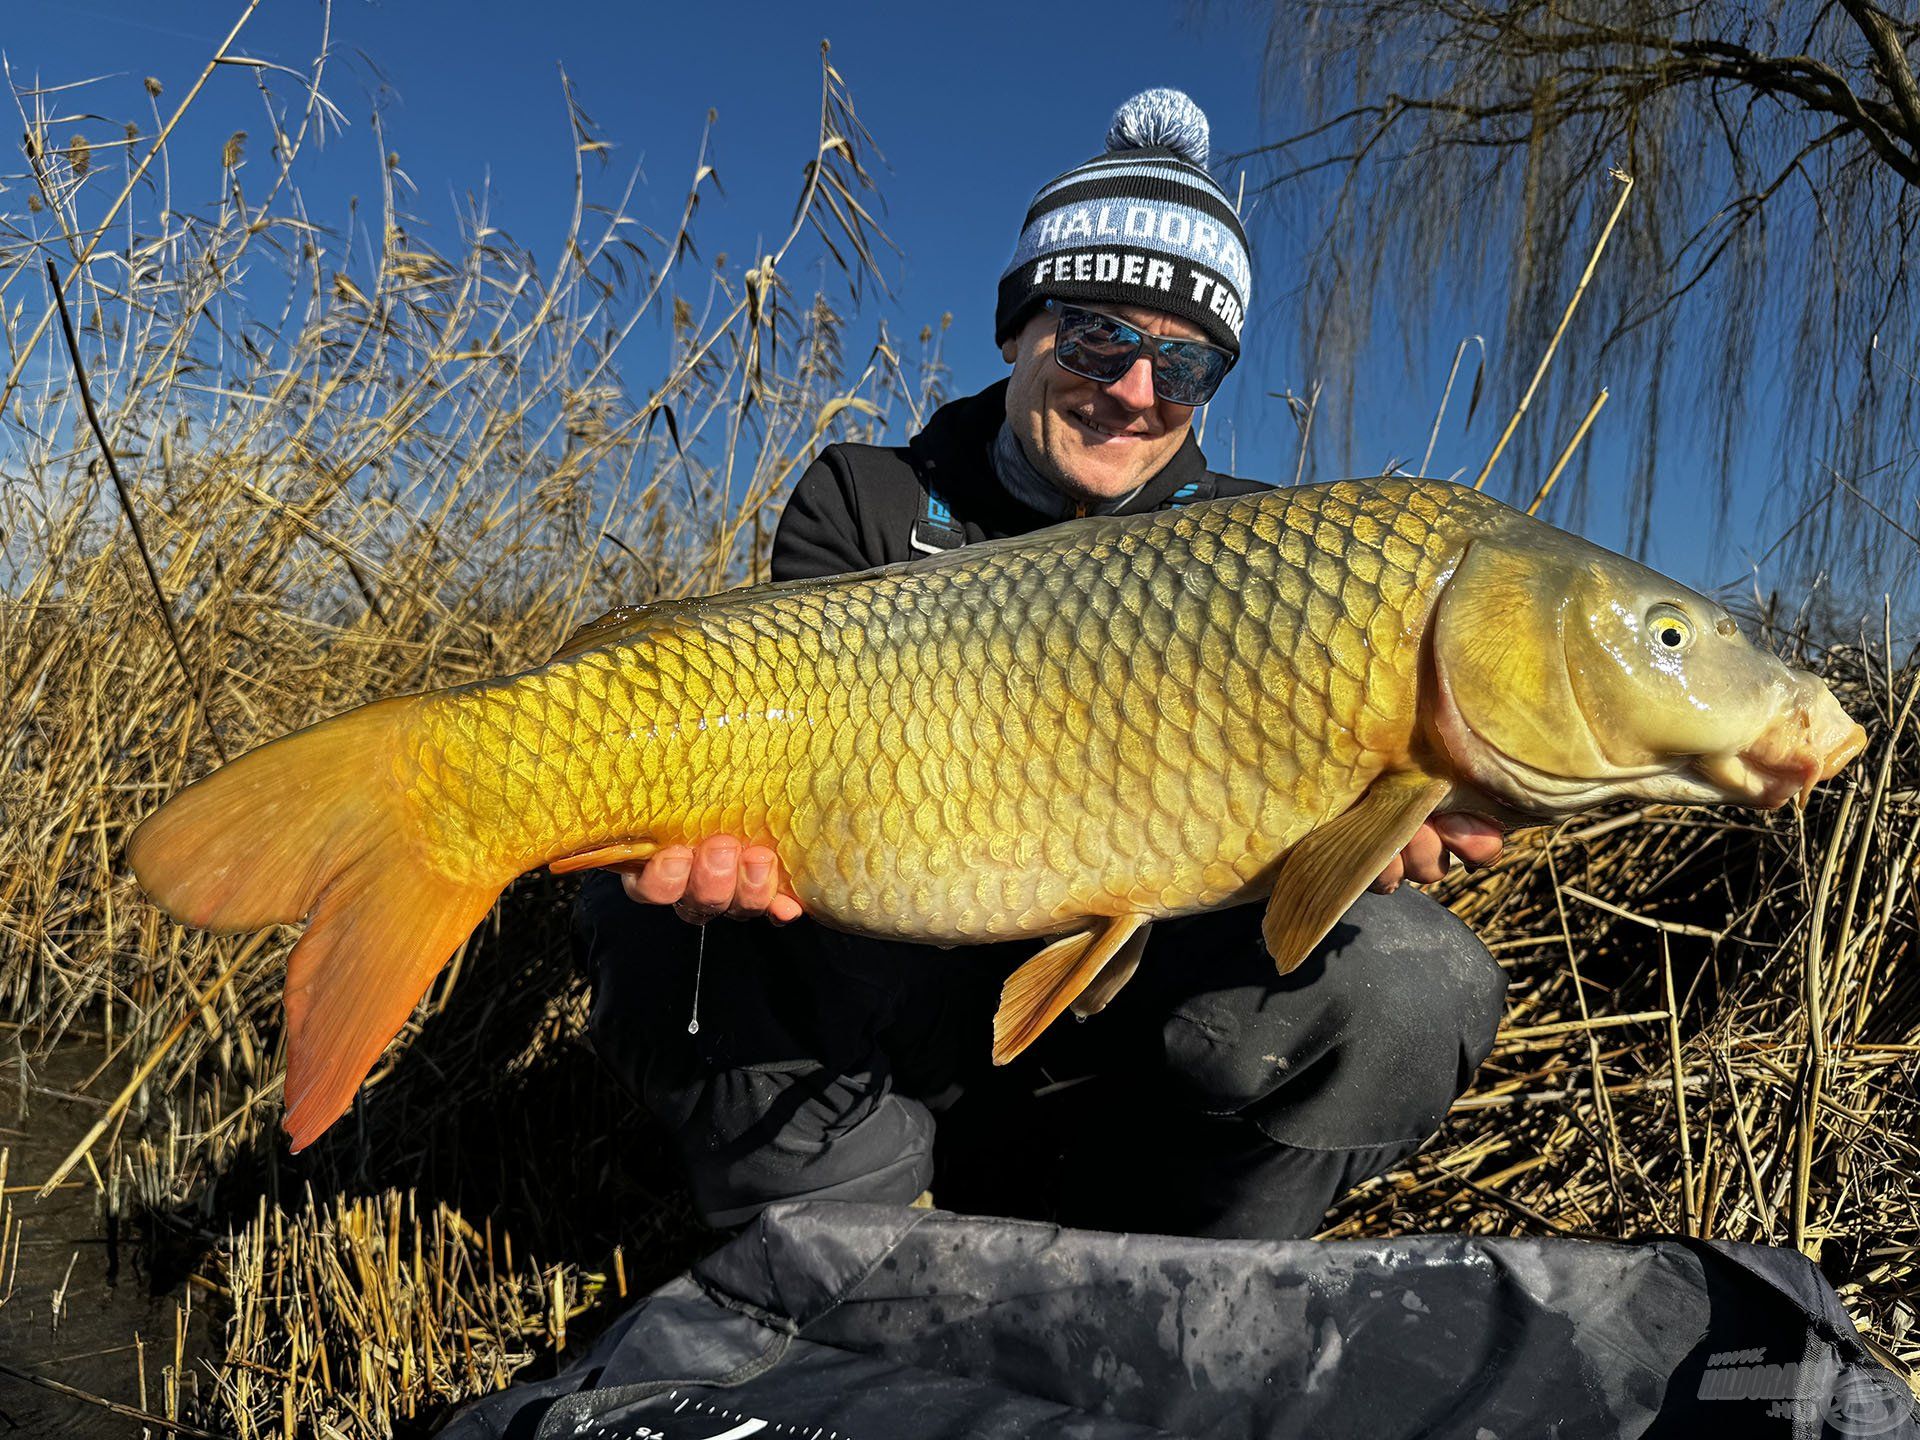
[{"xmin": 1694, "ymin": 682, "xmax": 1868, "ymax": 809}]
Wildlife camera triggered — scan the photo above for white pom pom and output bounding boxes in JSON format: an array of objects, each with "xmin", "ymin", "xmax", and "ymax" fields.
[{"xmin": 1105, "ymin": 88, "xmax": 1210, "ymax": 169}]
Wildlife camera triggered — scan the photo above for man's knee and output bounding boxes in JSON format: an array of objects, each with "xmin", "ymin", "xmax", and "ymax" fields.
[
  {"xmin": 667, "ymin": 1067, "xmax": 936, "ymax": 1228},
  {"xmin": 1157, "ymin": 887, "xmax": 1506, "ymax": 1144},
  {"xmin": 1353, "ymin": 886, "xmax": 1508, "ymax": 1075}
]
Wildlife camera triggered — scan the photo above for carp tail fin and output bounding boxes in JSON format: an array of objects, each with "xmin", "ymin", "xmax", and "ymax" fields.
[
  {"xmin": 277, "ymin": 850, "xmax": 499, "ymax": 1149},
  {"xmin": 127, "ymin": 697, "xmax": 504, "ymax": 1150}
]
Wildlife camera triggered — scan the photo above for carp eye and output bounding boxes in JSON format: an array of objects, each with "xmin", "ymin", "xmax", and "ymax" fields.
[{"xmin": 1646, "ymin": 604, "xmax": 1694, "ymax": 652}]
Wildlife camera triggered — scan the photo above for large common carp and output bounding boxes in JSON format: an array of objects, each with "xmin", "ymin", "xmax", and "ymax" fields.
[{"xmin": 129, "ymin": 479, "xmax": 1866, "ymax": 1148}]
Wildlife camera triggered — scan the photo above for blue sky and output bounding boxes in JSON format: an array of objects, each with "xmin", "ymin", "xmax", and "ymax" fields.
[
  {"xmin": 9, "ymin": 1, "xmax": 1272, "ymax": 399},
  {"xmin": 6, "ymin": 0, "xmax": 1867, "ymax": 613}
]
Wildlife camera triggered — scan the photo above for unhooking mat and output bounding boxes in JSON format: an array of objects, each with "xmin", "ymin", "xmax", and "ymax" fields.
[{"xmin": 439, "ymin": 1201, "xmax": 1919, "ymax": 1440}]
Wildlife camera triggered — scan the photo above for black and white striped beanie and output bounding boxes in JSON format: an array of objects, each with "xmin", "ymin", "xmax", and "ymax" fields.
[{"xmin": 995, "ymin": 89, "xmax": 1251, "ymax": 356}]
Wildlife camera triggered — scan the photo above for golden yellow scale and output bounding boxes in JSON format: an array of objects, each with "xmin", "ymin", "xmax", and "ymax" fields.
[{"xmin": 412, "ymin": 480, "xmax": 1456, "ymax": 933}]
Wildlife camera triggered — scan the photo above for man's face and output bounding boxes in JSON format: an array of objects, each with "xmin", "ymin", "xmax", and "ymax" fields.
[{"xmin": 1000, "ymin": 303, "xmax": 1205, "ymax": 504}]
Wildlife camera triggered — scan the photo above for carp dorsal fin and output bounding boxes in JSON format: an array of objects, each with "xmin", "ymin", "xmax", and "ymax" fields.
[
  {"xmin": 993, "ymin": 914, "xmax": 1147, "ymax": 1065},
  {"xmin": 551, "ymin": 605, "xmax": 658, "ymax": 662},
  {"xmin": 1262, "ymin": 772, "xmax": 1451, "ymax": 974}
]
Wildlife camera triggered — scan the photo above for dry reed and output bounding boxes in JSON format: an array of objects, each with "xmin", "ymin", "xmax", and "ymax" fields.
[
  {"xmin": 2, "ymin": 9, "xmax": 1915, "ymax": 1437},
  {"xmin": 3, "ymin": 19, "xmax": 944, "ymax": 1434}
]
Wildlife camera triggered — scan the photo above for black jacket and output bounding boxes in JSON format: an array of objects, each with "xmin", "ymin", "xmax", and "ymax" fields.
[{"xmin": 771, "ymin": 380, "xmax": 1270, "ymax": 582}]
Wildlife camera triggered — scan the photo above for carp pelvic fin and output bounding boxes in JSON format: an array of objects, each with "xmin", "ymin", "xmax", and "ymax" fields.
[
  {"xmin": 1069, "ymin": 920, "xmax": 1152, "ymax": 1020},
  {"xmin": 1262, "ymin": 772, "xmax": 1451, "ymax": 974},
  {"xmin": 993, "ymin": 914, "xmax": 1147, "ymax": 1065},
  {"xmin": 127, "ymin": 698, "xmax": 505, "ymax": 1151}
]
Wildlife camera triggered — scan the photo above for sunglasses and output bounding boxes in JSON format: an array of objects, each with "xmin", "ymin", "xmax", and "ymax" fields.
[{"xmin": 1046, "ymin": 300, "xmax": 1236, "ymax": 407}]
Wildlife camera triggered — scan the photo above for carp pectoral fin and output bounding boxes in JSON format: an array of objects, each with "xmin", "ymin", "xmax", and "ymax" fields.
[
  {"xmin": 549, "ymin": 840, "xmax": 661, "ymax": 875},
  {"xmin": 1070, "ymin": 921, "xmax": 1152, "ymax": 1019},
  {"xmin": 993, "ymin": 914, "xmax": 1147, "ymax": 1065},
  {"xmin": 1262, "ymin": 772, "xmax": 1451, "ymax": 974}
]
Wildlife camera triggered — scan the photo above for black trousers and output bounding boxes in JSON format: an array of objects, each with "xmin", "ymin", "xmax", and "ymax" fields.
[{"xmin": 577, "ymin": 874, "xmax": 1507, "ymax": 1240}]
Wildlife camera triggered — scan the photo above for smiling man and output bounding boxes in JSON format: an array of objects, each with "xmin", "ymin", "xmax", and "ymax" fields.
[{"xmin": 577, "ymin": 91, "xmax": 1509, "ymax": 1238}]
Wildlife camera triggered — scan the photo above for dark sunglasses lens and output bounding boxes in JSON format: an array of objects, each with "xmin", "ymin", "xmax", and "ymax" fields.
[
  {"xmin": 1152, "ymin": 342, "xmax": 1230, "ymax": 405},
  {"xmin": 1055, "ymin": 310, "xmax": 1139, "ymax": 383}
]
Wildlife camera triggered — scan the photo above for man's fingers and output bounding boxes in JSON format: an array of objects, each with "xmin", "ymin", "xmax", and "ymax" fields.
[
  {"xmin": 1433, "ymin": 813, "xmax": 1504, "ymax": 867},
  {"xmin": 609, "ymin": 835, "xmax": 806, "ymax": 923},
  {"xmin": 728, "ymin": 846, "xmax": 780, "ymax": 918},
  {"xmin": 675, "ymin": 836, "xmax": 741, "ymax": 921},
  {"xmin": 1400, "ymin": 823, "xmax": 1449, "ymax": 885},
  {"xmin": 624, "ymin": 846, "xmax": 693, "ymax": 905},
  {"xmin": 675, "ymin": 833, "xmax": 741, "ymax": 925},
  {"xmin": 1372, "ymin": 815, "xmax": 1504, "ymax": 894}
]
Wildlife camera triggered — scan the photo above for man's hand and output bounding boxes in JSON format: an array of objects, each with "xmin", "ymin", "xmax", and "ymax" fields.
[
  {"xmin": 1371, "ymin": 814, "xmax": 1503, "ymax": 893},
  {"xmin": 612, "ymin": 835, "xmax": 805, "ymax": 924}
]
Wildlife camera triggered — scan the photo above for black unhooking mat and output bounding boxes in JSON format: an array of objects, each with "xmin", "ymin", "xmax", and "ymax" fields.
[{"xmin": 439, "ymin": 1202, "xmax": 1918, "ymax": 1440}]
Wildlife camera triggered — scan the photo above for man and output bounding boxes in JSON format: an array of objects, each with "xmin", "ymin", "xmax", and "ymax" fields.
[{"xmin": 578, "ymin": 90, "xmax": 1507, "ymax": 1239}]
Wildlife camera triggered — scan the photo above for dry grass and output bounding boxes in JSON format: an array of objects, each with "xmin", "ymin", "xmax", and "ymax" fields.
[
  {"xmin": 204, "ymin": 1188, "xmax": 624, "ymax": 1435},
  {"xmin": 2, "ymin": 10, "xmax": 1916, "ymax": 1438},
  {"xmin": 2, "ymin": 18, "xmax": 946, "ymax": 1435}
]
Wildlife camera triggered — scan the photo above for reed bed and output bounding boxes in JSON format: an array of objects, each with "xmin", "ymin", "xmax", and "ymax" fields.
[
  {"xmin": 1, "ymin": 26, "xmax": 944, "ymax": 1435},
  {"xmin": 2, "ymin": 14, "xmax": 1916, "ymax": 1437},
  {"xmin": 204, "ymin": 1188, "xmax": 622, "ymax": 1436}
]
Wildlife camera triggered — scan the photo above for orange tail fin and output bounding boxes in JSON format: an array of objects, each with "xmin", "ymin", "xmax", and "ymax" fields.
[{"xmin": 128, "ymin": 698, "xmax": 505, "ymax": 1150}]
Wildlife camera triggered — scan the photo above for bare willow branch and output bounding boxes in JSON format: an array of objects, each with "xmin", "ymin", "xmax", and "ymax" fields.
[{"xmin": 1251, "ymin": 0, "xmax": 1920, "ymax": 618}]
